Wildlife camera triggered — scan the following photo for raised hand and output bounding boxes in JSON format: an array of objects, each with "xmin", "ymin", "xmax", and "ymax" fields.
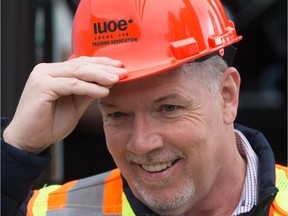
[{"xmin": 3, "ymin": 56, "xmax": 127, "ymax": 154}]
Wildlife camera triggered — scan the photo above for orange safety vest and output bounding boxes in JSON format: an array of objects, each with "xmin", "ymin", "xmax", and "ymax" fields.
[
  {"xmin": 27, "ymin": 166, "xmax": 287, "ymax": 216},
  {"xmin": 269, "ymin": 164, "xmax": 288, "ymax": 216}
]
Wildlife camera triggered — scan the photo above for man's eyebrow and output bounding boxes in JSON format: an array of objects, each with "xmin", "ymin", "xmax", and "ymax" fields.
[
  {"xmin": 153, "ymin": 93, "xmax": 182, "ymax": 103},
  {"xmin": 98, "ymin": 101, "xmax": 117, "ymax": 108},
  {"xmin": 98, "ymin": 93, "xmax": 185, "ymax": 108}
]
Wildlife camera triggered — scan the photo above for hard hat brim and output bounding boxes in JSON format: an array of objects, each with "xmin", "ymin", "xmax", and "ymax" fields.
[{"xmin": 117, "ymin": 36, "xmax": 242, "ymax": 83}]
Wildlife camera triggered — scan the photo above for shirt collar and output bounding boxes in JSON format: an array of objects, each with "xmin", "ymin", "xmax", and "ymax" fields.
[{"xmin": 232, "ymin": 129, "xmax": 259, "ymax": 215}]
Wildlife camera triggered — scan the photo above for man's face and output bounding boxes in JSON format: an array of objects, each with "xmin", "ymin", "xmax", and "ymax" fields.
[{"xmin": 99, "ymin": 66, "xmax": 231, "ymax": 215}]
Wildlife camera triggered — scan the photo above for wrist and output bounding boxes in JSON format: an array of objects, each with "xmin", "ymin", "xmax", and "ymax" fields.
[{"xmin": 3, "ymin": 126, "xmax": 44, "ymax": 155}]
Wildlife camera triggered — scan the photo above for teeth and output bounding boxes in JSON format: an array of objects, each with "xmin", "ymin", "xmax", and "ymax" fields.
[{"xmin": 142, "ymin": 161, "xmax": 173, "ymax": 173}]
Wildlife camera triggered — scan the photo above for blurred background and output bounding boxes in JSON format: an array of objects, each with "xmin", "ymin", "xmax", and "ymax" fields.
[{"xmin": 1, "ymin": 0, "xmax": 287, "ymax": 185}]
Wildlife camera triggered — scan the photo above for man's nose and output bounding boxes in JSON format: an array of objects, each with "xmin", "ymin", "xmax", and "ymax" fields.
[{"xmin": 127, "ymin": 115, "xmax": 164, "ymax": 155}]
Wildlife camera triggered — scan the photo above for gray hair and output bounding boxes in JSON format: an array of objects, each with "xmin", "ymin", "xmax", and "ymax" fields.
[{"xmin": 182, "ymin": 55, "xmax": 228, "ymax": 94}]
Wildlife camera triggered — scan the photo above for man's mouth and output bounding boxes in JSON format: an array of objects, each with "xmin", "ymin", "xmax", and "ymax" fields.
[{"xmin": 141, "ymin": 161, "xmax": 175, "ymax": 173}]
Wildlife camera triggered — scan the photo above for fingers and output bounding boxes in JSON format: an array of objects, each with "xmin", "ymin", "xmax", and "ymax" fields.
[
  {"xmin": 28, "ymin": 56, "xmax": 128, "ymax": 100},
  {"xmin": 47, "ymin": 77, "xmax": 111, "ymax": 98},
  {"xmin": 71, "ymin": 56, "xmax": 124, "ymax": 67},
  {"xmin": 35, "ymin": 57, "xmax": 127, "ymax": 86}
]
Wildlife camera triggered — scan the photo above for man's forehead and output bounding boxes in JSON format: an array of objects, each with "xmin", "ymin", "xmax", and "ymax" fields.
[
  {"xmin": 99, "ymin": 69, "xmax": 198, "ymax": 108},
  {"xmin": 113, "ymin": 65, "xmax": 190, "ymax": 91},
  {"xmin": 100, "ymin": 92, "xmax": 185, "ymax": 106}
]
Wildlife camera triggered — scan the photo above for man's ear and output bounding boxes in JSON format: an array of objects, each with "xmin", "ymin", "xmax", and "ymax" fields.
[{"xmin": 220, "ymin": 67, "xmax": 241, "ymax": 124}]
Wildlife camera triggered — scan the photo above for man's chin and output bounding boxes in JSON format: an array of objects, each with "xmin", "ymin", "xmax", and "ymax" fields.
[{"xmin": 132, "ymin": 180, "xmax": 195, "ymax": 216}]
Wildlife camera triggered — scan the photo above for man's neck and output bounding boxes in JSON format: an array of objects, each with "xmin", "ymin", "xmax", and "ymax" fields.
[{"xmin": 185, "ymin": 140, "xmax": 247, "ymax": 216}]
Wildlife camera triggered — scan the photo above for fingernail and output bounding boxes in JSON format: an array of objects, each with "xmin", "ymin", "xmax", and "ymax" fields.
[
  {"xmin": 108, "ymin": 73, "xmax": 119, "ymax": 81},
  {"xmin": 118, "ymin": 73, "xmax": 128, "ymax": 80},
  {"xmin": 116, "ymin": 67, "xmax": 126, "ymax": 72},
  {"xmin": 111, "ymin": 59, "xmax": 123, "ymax": 66}
]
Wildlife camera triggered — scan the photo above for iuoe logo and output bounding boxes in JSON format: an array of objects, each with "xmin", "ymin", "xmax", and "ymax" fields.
[{"xmin": 93, "ymin": 19, "xmax": 131, "ymax": 34}]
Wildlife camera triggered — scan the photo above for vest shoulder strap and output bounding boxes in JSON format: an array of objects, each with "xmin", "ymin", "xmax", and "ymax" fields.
[{"xmin": 270, "ymin": 164, "xmax": 288, "ymax": 216}]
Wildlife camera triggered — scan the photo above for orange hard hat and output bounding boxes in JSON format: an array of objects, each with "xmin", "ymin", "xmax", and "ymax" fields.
[{"xmin": 71, "ymin": 0, "xmax": 242, "ymax": 82}]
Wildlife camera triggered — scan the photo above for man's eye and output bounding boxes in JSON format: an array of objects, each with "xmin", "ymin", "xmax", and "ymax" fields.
[
  {"xmin": 108, "ymin": 112, "xmax": 125, "ymax": 118},
  {"xmin": 161, "ymin": 105, "xmax": 179, "ymax": 112}
]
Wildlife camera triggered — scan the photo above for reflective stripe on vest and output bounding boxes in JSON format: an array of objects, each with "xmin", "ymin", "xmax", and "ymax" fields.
[
  {"xmin": 269, "ymin": 164, "xmax": 288, "ymax": 216},
  {"xmin": 27, "ymin": 169, "xmax": 135, "ymax": 215}
]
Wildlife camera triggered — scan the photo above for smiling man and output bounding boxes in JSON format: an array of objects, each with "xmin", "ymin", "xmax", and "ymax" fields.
[
  {"xmin": 1, "ymin": 0, "xmax": 286, "ymax": 216},
  {"xmin": 99, "ymin": 59, "xmax": 246, "ymax": 215}
]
